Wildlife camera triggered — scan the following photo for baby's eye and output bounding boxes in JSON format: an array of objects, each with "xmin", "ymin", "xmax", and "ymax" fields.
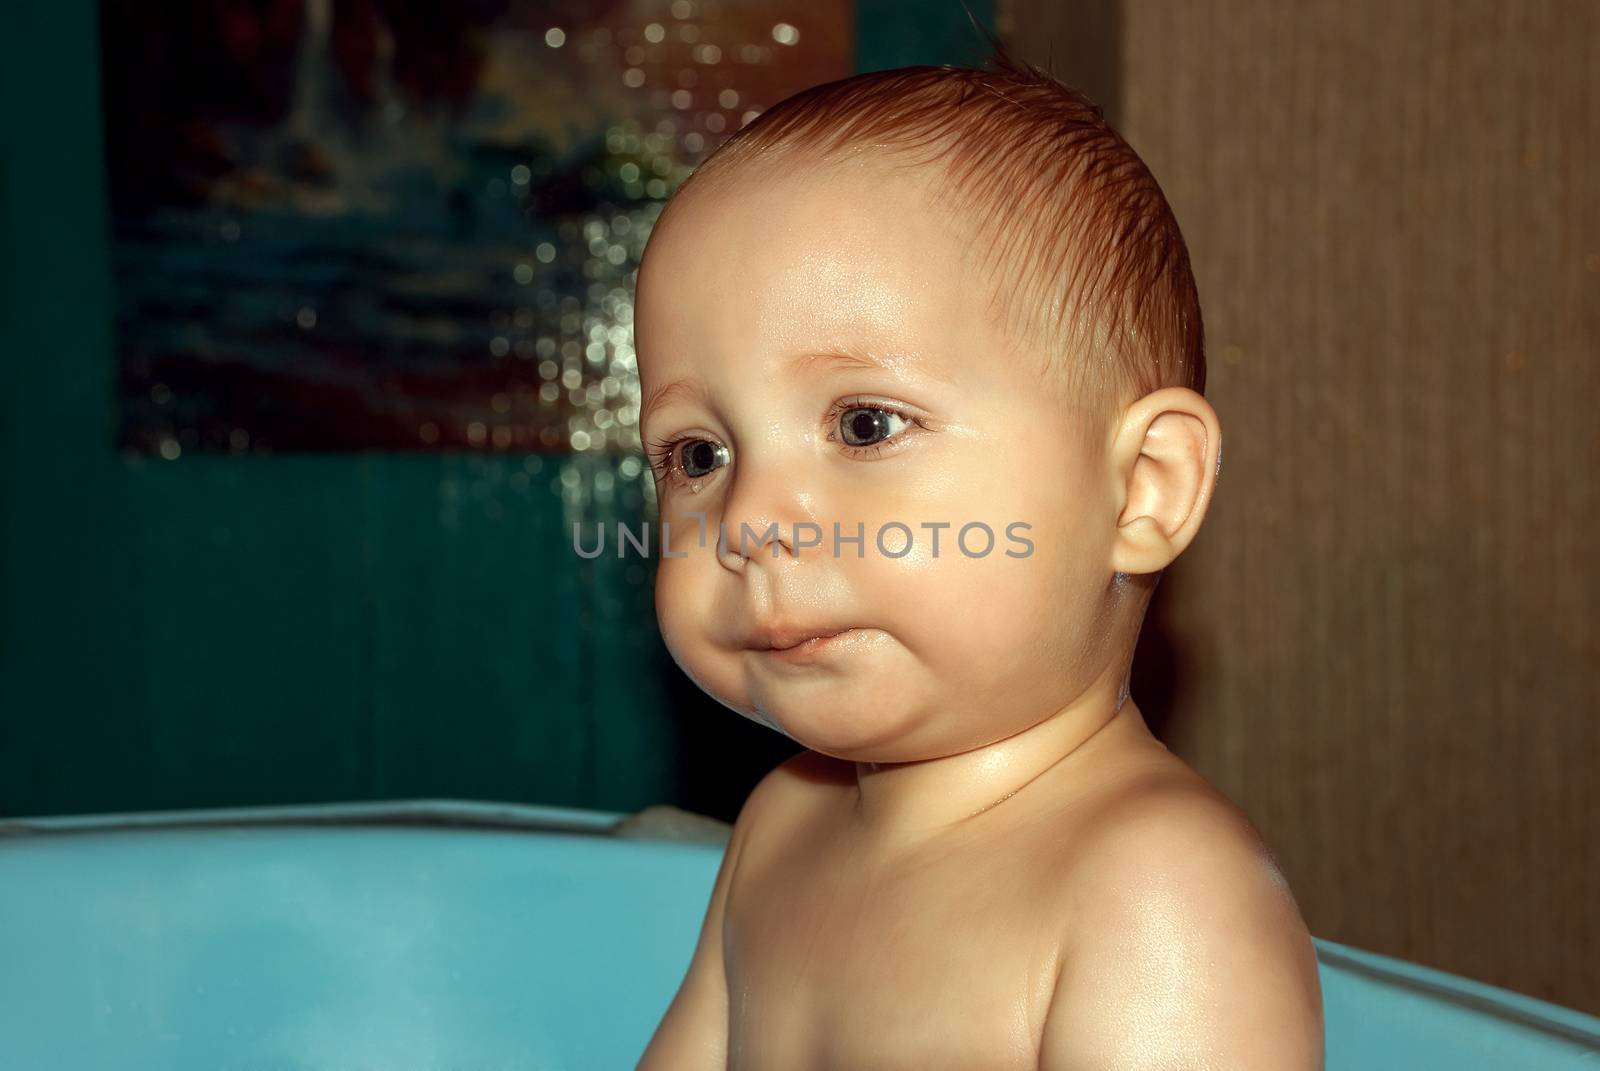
[
  {"xmin": 838, "ymin": 406, "xmax": 911, "ymax": 447},
  {"xmin": 677, "ymin": 439, "xmax": 729, "ymax": 479}
]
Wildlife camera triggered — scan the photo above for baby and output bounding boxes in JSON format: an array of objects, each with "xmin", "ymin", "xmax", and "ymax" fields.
[{"xmin": 632, "ymin": 50, "xmax": 1324, "ymax": 1070}]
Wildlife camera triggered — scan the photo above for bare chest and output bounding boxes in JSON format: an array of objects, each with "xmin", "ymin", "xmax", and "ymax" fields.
[{"xmin": 723, "ymin": 830, "xmax": 1061, "ymax": 1071}]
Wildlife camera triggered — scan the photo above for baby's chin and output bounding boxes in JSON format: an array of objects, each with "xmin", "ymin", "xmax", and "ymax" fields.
[{"xmin": 735, "ymin": 661, "xmax": 936, "ymax": 759}]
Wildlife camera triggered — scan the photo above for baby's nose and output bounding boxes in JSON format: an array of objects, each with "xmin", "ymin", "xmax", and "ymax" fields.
[
  {"xmin": 716, "ymin": 489, "xmax": 809, "ymax": 570},
  {"xmin": 709, "ymin": 448, "xmax": 826, "ymax": 571},
  {"xmin": 717, "ymin": 515, "xmax": 792, "ymax": 567}
]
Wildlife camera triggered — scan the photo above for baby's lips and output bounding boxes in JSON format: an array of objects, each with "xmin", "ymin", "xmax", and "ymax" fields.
[{"xmin": 745, "ymin": 621, "xmax": 858, "ymax": 651}]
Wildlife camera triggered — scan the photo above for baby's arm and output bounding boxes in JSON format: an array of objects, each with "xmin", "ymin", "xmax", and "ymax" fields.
[
  {"xmin": 637, "ymin": 772, "xmax": 769, "ymax": 1070},
  {"xmin": 1038, "ymin": 788, "xmax": 1324, "ymax": 1070}
]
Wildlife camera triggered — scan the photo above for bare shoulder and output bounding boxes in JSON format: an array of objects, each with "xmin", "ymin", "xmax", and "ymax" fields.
[
  {"xmin": 636, "ymin": 754, "xmax": 819, "ymax": 1069},
  {"xmin": 1040, "ymin": 761, "xmax": 1325, "ymax": 1070},
  {"xmin": 725, "ymin": 751, "xmax": 869, "ymax": 896},
  {"xmin": 638, "ymin": 751, "xmax": 848, "ymax": 1069},
  {"xmin": 753, "ymin": 748, "xmax": 853, "ymax": 823},
  {"xmin": 771, "ymin": 746, "xmax": 855, "ymax": 789}
]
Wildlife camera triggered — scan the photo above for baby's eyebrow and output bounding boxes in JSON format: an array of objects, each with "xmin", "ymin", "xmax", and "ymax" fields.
[
  {"xmin": 640, "ymin": 345, "xmax": 952, "ymax": 427},
  {"xmin": 785, "ymin": 344, "xmax": 955, "ymax": 386},
  {"xmin": 787, "ymin": 342, "xmax": 960, "ymax": 392},
  {"xmin": 639, "ymin": 376, "xmax": 709, "ymax": 429}
]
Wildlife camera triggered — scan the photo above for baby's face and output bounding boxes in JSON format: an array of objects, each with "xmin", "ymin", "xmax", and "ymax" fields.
[{"xmin": 634, "ymin": 156, "xmax": 1126, "ymax": 761}]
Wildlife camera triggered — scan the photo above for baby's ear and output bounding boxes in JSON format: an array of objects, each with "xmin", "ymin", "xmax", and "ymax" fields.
[{"xmin": 1106, "ymin": 387, "xmax": 1222, "ymax": 575}]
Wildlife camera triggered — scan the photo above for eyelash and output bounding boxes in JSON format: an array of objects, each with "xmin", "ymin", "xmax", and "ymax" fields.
[{"xmin": 643, "ymin": 395, "xmax": 924, "ymax": 491}]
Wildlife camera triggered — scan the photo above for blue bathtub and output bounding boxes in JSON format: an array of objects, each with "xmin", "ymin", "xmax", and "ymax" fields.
[{"xmin": 1, "ymin": 800, "xmax": 1595, "ymax": 1069}]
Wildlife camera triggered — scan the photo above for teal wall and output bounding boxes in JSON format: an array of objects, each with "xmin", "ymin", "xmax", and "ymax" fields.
[{"xmin": 0, "ymin": 1, "xmax": 995, "ymax": 820}]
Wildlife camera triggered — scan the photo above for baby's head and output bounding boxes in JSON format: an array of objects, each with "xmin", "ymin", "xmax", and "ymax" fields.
[{"xmin": 633, "ymin": 52, "xmax": 1220, "ymax": 760}]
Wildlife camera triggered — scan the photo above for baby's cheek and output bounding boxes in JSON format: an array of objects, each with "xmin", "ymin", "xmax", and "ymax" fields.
[
  {"xmin": 858, "ymin": 538, "xmax": 1028, "ymax": 656},
  {"xmin": 654, "ymin": 550, "xmax": 754, "ymax": 689},
  {"xmin": 955, "ymin": 556, "xmax": 1052, "ymax": 647},
  {"xmin": 653, "ymin": 557, "xmax": 713, "ymax": 666}
]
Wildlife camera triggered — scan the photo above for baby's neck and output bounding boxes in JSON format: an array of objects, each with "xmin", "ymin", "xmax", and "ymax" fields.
[{"xmin": 846, "ymin": 681, "xmax": 1158, "ymax": 851}]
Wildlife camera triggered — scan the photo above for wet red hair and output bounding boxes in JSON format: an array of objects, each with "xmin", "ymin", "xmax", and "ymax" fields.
[{"xmin": 671, "ymin": 45, "xmax": 1205, "ymax": 437}]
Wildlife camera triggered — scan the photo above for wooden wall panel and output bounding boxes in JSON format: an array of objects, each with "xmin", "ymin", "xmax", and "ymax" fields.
[{"xmin": 1004, "ymin": 0, "xmax": 1599, "ymax": 1014}]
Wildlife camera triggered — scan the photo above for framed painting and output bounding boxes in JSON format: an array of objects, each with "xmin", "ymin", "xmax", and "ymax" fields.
[{"xmin": 100, "ymin": 0, "xmax": 854, "ymax": 456}]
